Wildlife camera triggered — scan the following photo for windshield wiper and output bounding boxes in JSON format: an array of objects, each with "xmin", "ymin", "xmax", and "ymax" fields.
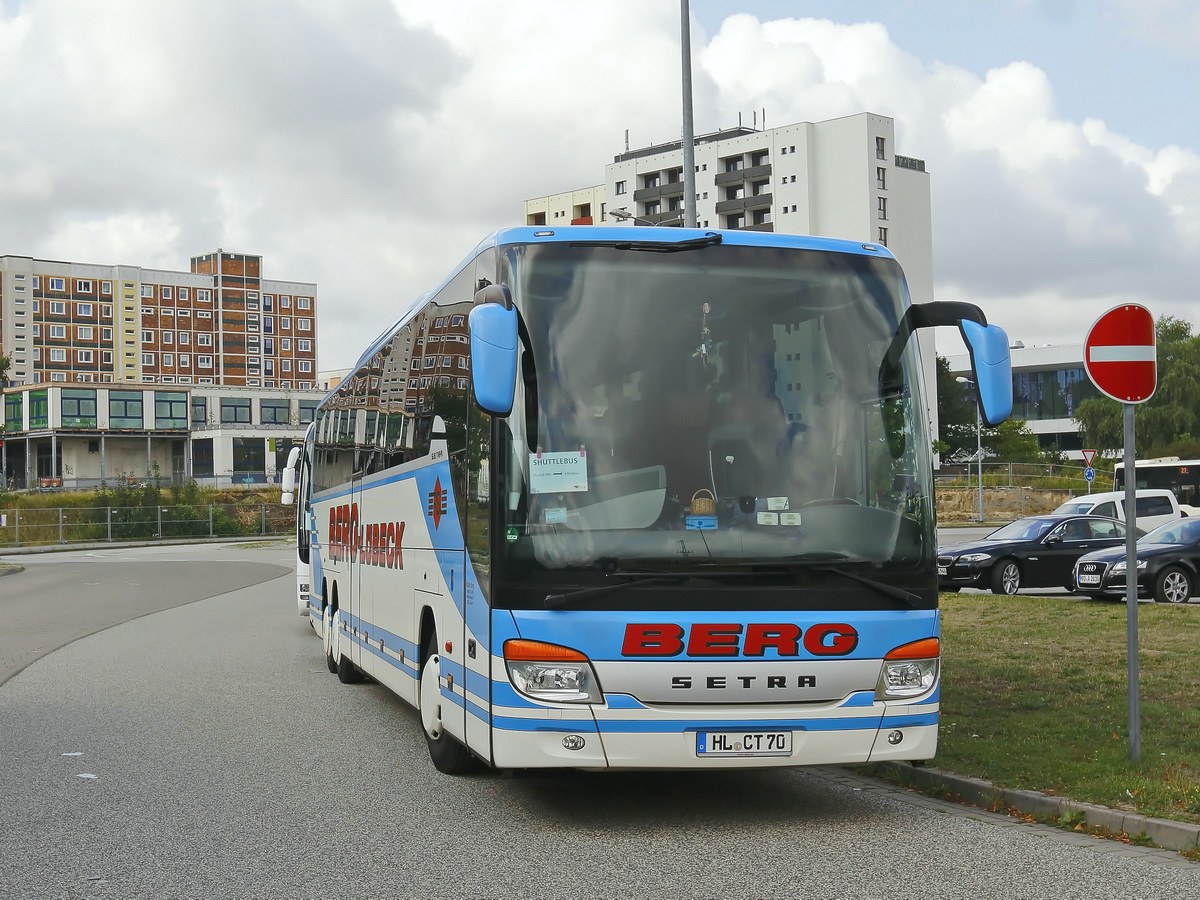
[
  {"xmin": 569, "ymin": 233, "xmax": 722, "ymax": 253},
  {"xmin": 544, "ymin": 568, "xmax": 757, "ymax": 609},
  {"xmin": 702, "ymin": 554, "xmax": 922, "ymax": 608}
]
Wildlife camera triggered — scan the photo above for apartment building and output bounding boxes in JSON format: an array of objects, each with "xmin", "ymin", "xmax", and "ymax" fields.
[{"xmin": 0, "ymin": 250, "xmax": 318, "ymax": 390}]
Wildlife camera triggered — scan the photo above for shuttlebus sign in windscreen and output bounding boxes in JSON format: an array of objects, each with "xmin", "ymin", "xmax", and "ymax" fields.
[{"xmin": 1084, "ymin": 303, "xmax": 1157, "ymax": 403}]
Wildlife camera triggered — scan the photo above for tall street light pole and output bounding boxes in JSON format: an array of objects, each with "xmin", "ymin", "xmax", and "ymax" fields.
[
  {"xmin": 680, "ymin": 0, "xmax": 698, "ymax": 228},
  {"xmin": 957, "ymin": 376, "xmax": 984, "ymax": 522}
]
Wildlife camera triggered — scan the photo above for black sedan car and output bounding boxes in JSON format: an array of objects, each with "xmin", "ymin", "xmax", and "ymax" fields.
[
  {"xmin": 938, "ymin": 515, "xmax": 1133, "ymax": 595},
  {"xmin": 1073, "ymin": 517, "xmax": 1200, "ymax": 603}
]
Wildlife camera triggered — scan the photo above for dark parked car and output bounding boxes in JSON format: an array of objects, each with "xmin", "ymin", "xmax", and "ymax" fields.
[
  {"xmin": 938, "ymin": 515, "xmax": 1134, "ymax": 595},
  {"xmin": 1074, "ymin": 517, "xmax": 1200, "ymax": 603}
]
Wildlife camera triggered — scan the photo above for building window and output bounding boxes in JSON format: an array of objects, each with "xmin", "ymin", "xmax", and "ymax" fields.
[
  {"xmin": 61, "ymin": 389, "xmax": 97, "ymax": 427},
  {"xmin": 198, "ymin": 355, "xmax": 213, "ymax": 368},
  {"xmin": 725, "ymin": 213, "xmax": 745, "ymax": 229},
  {"xmin": 750, "ymin": 150, "xmax": 769, "ymax": 167},
  {"xmin": 197, "ymin": 334, "xmax": 212, "ymax": 346},
  {"xmin": 102, "ymin": 304, "xmax": 112, "ymax": 318},
  {"xmin": 162, "ymin": 332, "xmax": 173, "ymax": 344},
  {"xmin": 179, "ymin": 333, "xmax": 189, "ymax": 345},
  {"xmin": 76, "ymin": 281, "xmax": 93, "ymax": 294},
  {"xmin": 878, "ymin": 227, "xmax": 888, "ymax": 246},
  {"xmin": 48, "ymin": 277, "xmax": 65, "ymax": 292},
  {"xmin": 281, "ymin": 360, "xmax": 292, "ymax": 372},
  {"xmin": 297, "ymin": 296, "xmax": 311, "ymax": 310},
  {"xmin": 877, "ymin": 167, "xmax": 887, "ymax": 190},
  {"xmin": 77, "ymin": 349, "xmax": 93, "ymax": 363},
  {"xmin": 50, "ymin": 348, "xmax": 66, "ymax": 362},
  {"xmin": 180, "ymin": 354, "xmax": 190, "ymax": 367},
  {"xmin": 49, "ymin": 301, "xmax": 66, "ymax": 315},
  {"xmin": 722, "ymin": 155, "xmax": 744, "ymax": 173},
  {"xmin": 877, "ymin": 197, "xmax": 888, "ymax": 220},
  {"xmin": 642, "ymin": 172, "xmax": 659, "ymax": 189},
  {"xmin": 876, "ymin": 136, "xmax": 886, "ymax": 160},
  {"xmin": 101, "ymin": 327, "xmax": 112, "ymax": 341},
  {"xmin": 299, "ymin": 401, "xmax": 318, "ymax": 424},
  {"xmin": 221, "ymin": 397, "xmax": 252, "ymax": 424},
  {"xmin": 197, "ymin": 310, "xmax": 212, "ymax": 319},
  {"xmin": 101, "ymin": 281, "xmax": 112, "ymax": 295},
  {"xmin": 197, "ymin": 289, "xmax": 211, "ymax": 302},
  {"xmin": 280, "ymin": 295, "xmax": 291, "ymax": 309},
  {"xmin": 49, "ymin": 325, "xmax": 66, "ymax": 339},
  {"xmin": 140, "ymin": 284, "xmax": 155, "ymax": 298},
  {"xmin": 77, "ymin": 326, "xmax": 93, "ymax": 340},
  {"xmin": 179, "ymin": 287, "xmax": 188, "ymax": 300},
  {"xmin": 260, "ymin": 398, "xmax": 290, "ymax": 424},
  {"xmin": 298, "ymin": 360, "xmax": 312, "ymax": 373},
  {"xmin": 282, "ymin": 338, "xmax": 291, "ymax": 351},
  {"xmin": 752, "ymin": 209, "xmax": 772, "ymax": 225},
  {"xmin": 51, "ymin": 372, "xmax": 67, "ymax": 382},
  {"xmin": 155, "ymin": 392, "xmax": 187, "ymax": 428},
  {"xmin": 162, "ymin": 353, "xmax": 173, "ymax": 366},
  {"xmin": 142, "ymin": 353, "xmax": 156, "ymax": 366},
  {"xmin": 280, "ymin": 317, "xmax": 291, "ymax": 331},
  {"xmin": 109, "ymin": 390, "xmax": 143, "ymax": 428},
  {"xmin": 191, "ymin": 396, "xmax": 207, "ymax": 425}
]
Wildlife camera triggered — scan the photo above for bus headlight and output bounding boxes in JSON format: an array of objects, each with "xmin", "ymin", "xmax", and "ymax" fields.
[
  {"xmin": 876, "ymin": 637, "xmax": 940, "ymax": 701},
  {"xmin": 504, "ymin": 639, "xmax": 603, "ymax": 704}
]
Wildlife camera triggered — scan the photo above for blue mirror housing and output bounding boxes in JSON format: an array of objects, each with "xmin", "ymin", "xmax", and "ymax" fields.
[
  {"xmin": 960, "ymin": 319, "xmax": 1013, "ymax": 427},
  {"xmin": 469, "ymin": 302, "xmax": 518, "ymax": 416}
]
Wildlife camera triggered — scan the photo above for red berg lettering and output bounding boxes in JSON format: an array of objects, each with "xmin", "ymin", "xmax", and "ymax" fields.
[
  {"xmin": 802, "ymin": 623, "xmax": 859, "ymax": 656},
  {"xmin": 622, "ymin": 623, "xmax": 684, "ymax": 656},
  {"xmin": 349, "ymin": 503, "xmax": 359, "ymax": 562},
  {"xmin": 743, "ymin": 623, "xmax": 801, "ymax": 657},
  {"xmin": 686, "ymin": 623, "xmax": 742, "ymax": 657},
  {"xmin": 392, "ymin": 522, "xmax": 404, "ymax": 569}
]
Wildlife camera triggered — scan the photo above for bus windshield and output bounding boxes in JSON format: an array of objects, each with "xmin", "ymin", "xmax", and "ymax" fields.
[{"xmin": 495, "ymin": 240, "xmax": 932, "ymax": 592}]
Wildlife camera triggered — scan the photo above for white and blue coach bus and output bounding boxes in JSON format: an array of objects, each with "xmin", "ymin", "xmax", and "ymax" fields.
[{"xmin": 283, "ymin": 225, "xmax": 1011, "ymax": 774}]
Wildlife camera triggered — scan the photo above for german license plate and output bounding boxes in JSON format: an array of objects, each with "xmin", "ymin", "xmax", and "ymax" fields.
[
  {"xmin": 1078, "ymin": 574, "xmax": 1101, "ymax": 585},
  {"xmin": 697, "ymin": 731, "xmax": 792, "ymax": 757},
  {"xmin": 937, "ymin": 566, "xmax": 947, "ymax": 575}
]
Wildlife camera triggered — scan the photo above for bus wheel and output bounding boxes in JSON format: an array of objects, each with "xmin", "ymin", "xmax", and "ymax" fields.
[{"xmin": 419, "ymin": 636, "xmax": 479, "ymax": 775}]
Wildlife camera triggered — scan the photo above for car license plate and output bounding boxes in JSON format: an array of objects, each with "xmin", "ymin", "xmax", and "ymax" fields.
[
  {"xmin": 1078, "ymin": 574, "xmax": 1101, "ymax": 586},
  {"xmin": 937, "ymin": 566, "xmax": 947, "ymax": 575},
  {"xmin": 697, "ymin": 731, "xmax": 792, "ymax": 757}
]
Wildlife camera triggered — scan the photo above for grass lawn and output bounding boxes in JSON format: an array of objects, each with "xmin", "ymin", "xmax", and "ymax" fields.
[{"xmin": 937, "ymin": 592, "xmax": 1200, "ymax": 825}]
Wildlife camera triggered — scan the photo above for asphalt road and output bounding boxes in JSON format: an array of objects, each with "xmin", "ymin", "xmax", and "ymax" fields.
[{"xmin": 1, "ymin": 542, "xmax": 1197, "ymax": 898}]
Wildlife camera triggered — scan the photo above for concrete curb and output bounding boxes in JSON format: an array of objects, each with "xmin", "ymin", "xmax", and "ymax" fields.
[
  {"xmin": 867, "ymin": 762, "xmax": 1200, "ymax": 853},
  {"xmin": 0, "ymin": 536, "xmax": 286, "ymax": 556}
]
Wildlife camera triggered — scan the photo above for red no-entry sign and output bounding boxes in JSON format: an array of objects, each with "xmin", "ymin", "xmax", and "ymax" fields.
[{"xmin": 1084, "ymin": 304, "xmax": 1157, "ymax": 403}]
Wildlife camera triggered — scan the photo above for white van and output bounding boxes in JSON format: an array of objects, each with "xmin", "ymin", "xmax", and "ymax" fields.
[{"xmin": 1052, "ymin": 489, "xmax": 1185, "ymax": 533}]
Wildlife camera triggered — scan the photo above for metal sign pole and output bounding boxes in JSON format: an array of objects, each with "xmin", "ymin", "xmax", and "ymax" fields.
[{"xmin": 1124, "ymin": 402, "xmax": 1140, "ymax": 762}]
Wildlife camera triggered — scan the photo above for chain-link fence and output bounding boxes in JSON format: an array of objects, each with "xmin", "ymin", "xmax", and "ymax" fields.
[{"xmin": 0, "ymin": 504, "xmax": 293, "ymax": 547}]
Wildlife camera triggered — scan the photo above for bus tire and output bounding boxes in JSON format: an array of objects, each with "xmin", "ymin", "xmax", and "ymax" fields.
[
  {"xmin": 1153, "ymin": 566, "xmax": 1192, "ymax": 604},
  {"xmin": 419, "ymin": 635, "xmax": 479, "ymax": 775}
]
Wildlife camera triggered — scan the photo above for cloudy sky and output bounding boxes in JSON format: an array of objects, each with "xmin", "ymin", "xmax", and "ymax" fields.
[{"xmin": 1, "ymin": 0, "xmax": 1197, "ymax": 369}]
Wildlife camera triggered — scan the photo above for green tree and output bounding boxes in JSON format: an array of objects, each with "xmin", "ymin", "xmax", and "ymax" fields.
[
  {"xmin": 0, "ymin": 354, "xmax": 9, "ymax": 386},
  {"xmin": 1074, "ymin": 316, "xmax": 1200, "ymax": 458}
]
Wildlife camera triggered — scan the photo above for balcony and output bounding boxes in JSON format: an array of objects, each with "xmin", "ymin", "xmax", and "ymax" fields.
[
  {"xmin": 714, "ymin": 197, "xmax": 748, "ymax": 214},
  {"xmin": 633, "ymin": 185, "xmax": 665, "ymax": 202},
  {"xmin": 744, "ymin": 192, "xmax": 773, "ymax": 209}
]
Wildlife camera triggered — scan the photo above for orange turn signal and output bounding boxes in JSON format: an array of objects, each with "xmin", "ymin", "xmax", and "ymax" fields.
[
  {"xmin": 503, "ymin": 639, "xmax": 589, "ymax": 662},
  {"xmin": 884, "ymin": 637, "xmax": 940, "ymax": 660}
]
